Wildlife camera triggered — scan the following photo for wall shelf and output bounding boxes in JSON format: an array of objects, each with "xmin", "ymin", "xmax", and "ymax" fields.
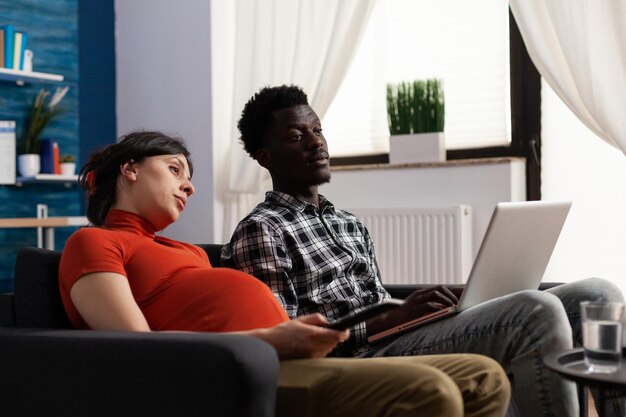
[
  {"xmin": 15, "ymin": 174, "xmax": 78, "ymax": 187},
  {"xmin": 0, "ymin": 68, "xmax": 64, "ymax": 85}
]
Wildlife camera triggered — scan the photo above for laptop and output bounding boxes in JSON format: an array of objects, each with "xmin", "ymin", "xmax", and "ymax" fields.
[{"xmin": 367, "ymin": 200, "xmax": 572, "ymax": 343}]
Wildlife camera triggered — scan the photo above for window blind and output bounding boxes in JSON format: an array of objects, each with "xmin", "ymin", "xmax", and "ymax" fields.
[{"xmin": 322, "ymin": 0, "xmax": 511, "ymax": 157}]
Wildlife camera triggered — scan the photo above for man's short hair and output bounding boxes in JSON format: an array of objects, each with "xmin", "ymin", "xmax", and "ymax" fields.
[{"xmin": 238, "ymin": 85, "xmax": 309, "ymax": 160}]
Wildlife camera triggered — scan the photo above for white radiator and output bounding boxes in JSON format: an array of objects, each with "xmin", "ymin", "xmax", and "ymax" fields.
[{"xmin": 348, "ymin": 206, "xmax": 472, "ymax": 285}]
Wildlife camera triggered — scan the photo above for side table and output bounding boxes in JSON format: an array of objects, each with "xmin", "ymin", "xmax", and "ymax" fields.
[{"xmin": 544, "ymin": 348, "xmax": 626, "ymax": 417}]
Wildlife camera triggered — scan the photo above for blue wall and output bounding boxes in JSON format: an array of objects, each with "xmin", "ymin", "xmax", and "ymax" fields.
[
  {"xmin": 78, "ymin": 0, "xmax": 116, "ymax": 165},
  {"xmin": 0, "ymin": 0, "xmax": 81, "ymax": 291}
]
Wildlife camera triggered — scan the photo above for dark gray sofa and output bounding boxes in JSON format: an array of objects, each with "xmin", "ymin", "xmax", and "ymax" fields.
[
  {"xmin": 0, "ymin": 245, "xmax": 279, "ymax": 417},
  {"xmin": 0, "ymin": 244, "xmax": 568, "ymax": 417}
]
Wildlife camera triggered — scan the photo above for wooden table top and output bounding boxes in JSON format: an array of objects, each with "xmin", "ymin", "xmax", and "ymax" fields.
[{"xmin": 0, "ymin": 217, "xmax": 88, "ymax": 228}]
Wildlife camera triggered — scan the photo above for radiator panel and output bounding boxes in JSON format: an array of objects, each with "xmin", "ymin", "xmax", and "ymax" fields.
[{"xmin": 348, "ymin": 206, "xmax": 472, "ymax": 285}]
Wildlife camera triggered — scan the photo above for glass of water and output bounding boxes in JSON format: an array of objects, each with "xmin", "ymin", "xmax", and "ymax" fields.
[{"xmin": 581, "ymin": 301, "xmax": 624, "ymax": 373}]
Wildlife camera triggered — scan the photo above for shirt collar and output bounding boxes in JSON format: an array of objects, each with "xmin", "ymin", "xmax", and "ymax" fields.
[
  {"xmin": 104, "ymin": 209, "xmax": 157, "ymax": 238},
  {"xmin": 265, "ymin": 191, "xmax": 336, "ymax": 214}
]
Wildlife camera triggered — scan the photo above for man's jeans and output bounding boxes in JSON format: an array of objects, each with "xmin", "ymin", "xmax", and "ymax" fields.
[{"xmin": 359, "ymin": 278, "xmax": 624, "ymax": 417}]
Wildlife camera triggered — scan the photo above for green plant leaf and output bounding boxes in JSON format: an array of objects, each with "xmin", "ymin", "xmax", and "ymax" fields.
[{"xmin": 386, "ymin": 78, "xmax": 444, "ymax": 136}]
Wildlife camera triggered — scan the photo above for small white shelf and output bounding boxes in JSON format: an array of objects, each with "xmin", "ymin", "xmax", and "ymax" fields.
[
  {"xmin": 16, "ymin": 174, "xmax": 79, "ymax": 187},
  {"xmin": 0, "ymin": 67, "xmax": 64, "ymax": 85}
]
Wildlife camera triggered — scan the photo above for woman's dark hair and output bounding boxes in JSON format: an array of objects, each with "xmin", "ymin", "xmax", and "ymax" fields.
[
  {"xmin": 237, "ymin": 85, "xmax": 309, "ymax": 159},
  {"xmin": 79, "ymin": 130, "xmax": 193, "ymax": 226}
]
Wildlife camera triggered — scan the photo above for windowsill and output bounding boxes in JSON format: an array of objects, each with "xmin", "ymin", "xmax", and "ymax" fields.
[{"xmin": 331, "ymin": 156, "xmax": 526, "ymax": 172}]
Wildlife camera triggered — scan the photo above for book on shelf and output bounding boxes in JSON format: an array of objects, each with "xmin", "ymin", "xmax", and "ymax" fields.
[
  {"xmin": 1, "ymin": 24, "xmax": 14, "ymax": 69},
  {"xmin": 0, "ymin": 28, "xmax": 4, "ymax": 68},
  {"xmin": 40, "ymin": 138, "xmax": 55, "ymax": 174},
  {"xmin": 53, "ymin": 141, "xmax": 60, "ymax": 174},
  {"xmin": 0, "ymin": 120, "xmax": 16, "ymax": 185},
  {"xmin": 41, "ymin": 139, "xmax": 63, "ymax": 174},
  {"xmin": 12, "ymin": 31, "xmax": 27, "ymax": 71}
]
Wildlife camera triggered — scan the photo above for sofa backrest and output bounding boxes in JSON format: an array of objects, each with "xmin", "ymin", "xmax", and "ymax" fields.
[
  {"xmin": 8, "ymin": 245, "xmax": 225, "ymax": 330},
  {"xmin": 13, "ymin": 247, "xmax": 72, "ymax": 329},
  {"xmin": 195, "ymin": 243, "xmax": 224, "ymax": 267}
]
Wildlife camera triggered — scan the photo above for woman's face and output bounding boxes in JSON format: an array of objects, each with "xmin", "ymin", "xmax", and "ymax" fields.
[{"xmin": 126, "ymin": 154, "xmax": 195, "ymax": 230}]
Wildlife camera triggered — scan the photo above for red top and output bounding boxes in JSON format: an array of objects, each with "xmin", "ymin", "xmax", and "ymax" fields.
[{"xmin": 59, "ymin": 209, "xmax": 289, "ymax": 332}]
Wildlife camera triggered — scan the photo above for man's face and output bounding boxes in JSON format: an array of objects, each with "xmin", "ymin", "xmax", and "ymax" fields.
[{"xmin": 258, "ymin": 104, "xmax": 331, "ymax": 191}]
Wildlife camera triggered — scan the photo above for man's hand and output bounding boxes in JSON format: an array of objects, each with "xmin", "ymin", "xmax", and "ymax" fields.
[{"xmin": 366, "ymin": 286, "xmax": 461, "ymax": 336}]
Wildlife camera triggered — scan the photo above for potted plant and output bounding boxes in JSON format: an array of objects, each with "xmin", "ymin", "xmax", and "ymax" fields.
[
  {"xmin": 18, "ymin": 86, "xmax": 69, "ymax": 177},
  {"xmin": 386, "ymin": 78, "xmax": 445, "ymax": 163},
  {"xmin": 59, "ymin": 154, "xmax": 76, "ymax": 176}
]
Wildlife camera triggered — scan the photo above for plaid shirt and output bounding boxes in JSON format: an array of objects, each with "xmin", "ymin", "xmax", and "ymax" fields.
[{"xmin": 221, "ymin": 191, "xmax": 390, "ymax": 355}]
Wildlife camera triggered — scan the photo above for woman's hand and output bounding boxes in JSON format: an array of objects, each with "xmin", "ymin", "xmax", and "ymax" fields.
[{"xmin": 250, "ymin": 314, "xmax": 350, "ymax": 360}]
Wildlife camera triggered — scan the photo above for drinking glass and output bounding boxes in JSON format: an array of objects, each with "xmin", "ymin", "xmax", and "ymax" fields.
[{"xmin": 581, "ymin": 301, "xmax": 624, "ymax": 373}]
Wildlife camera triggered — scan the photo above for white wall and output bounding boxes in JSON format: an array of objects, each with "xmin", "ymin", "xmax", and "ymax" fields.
[
  {"xmin": 542, "ymin": 80, "xmax": 626, "ymax": 293},
  {"xmin": 115, "ymin": 0, "xmax": 214, "ymax": 243},
  {"xmin": 320, "ymin": 159, "xmax": 526, "ymax": 259}
]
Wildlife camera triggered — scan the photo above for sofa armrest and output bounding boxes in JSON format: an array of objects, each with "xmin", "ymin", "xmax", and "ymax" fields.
[
  {"xmin": 0, "ymin": 328, "xmax": 279, "ymax": 417},
  {"xmin": 384, "ymin": 282, "xmax": 565, "ymax": 300}
]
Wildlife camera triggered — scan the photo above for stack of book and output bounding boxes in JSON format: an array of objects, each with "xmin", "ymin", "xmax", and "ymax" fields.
[
  {"xmin": 0, "ymin": 24, "xmax": 28, "ymax": 70},
  {"xmin": 40, "ymin": 138, "xmax": 61, "ymax": 175}
]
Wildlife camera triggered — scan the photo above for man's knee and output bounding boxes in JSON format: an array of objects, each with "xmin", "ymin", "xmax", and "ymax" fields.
[
  {"xmin": 417, "ymin": 353, "xmax": 510, "ymax": 414},
  {"xmin": 466, "ymin": 354, "xmax": 511, "ymax": 398},
  {"xmin": 278, "ymin": 358, "xmax": 465, "ymax": 417},
  {"xmin": 402, "ymin": 370, "xmax": 464, "ymax": 417},
  {"xmin": 515, "ymin": 290, "xmax": 569, "ymax": 321},
  {"xmin": 568, "ymin": 277, "xmax": 624, "ymax": 303},
  {"xmin": 510, "ymin": 290, "xmax": 572, "ymax": 346}
]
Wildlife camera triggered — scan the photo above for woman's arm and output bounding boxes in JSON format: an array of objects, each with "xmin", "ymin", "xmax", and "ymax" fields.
[
  {"xmin": 70, "ymin": 272, "xmax": 348, "ymax": 359},
  {"xmin": 70, "ymin": 272, "xmax": 151, "ymax": 331}
]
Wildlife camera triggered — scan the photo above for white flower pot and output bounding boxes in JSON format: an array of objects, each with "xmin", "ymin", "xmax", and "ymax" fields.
[
  {"xmin": 389, "ymin": 132, "xmax": 446, "ymax": 164},
  {"xmin": 17, "ymin": 154, "xmax": 41, "ymax": 177},
  {"xmin": 60, "ymin": 162, "xmax": 76, "ymax": 176}
]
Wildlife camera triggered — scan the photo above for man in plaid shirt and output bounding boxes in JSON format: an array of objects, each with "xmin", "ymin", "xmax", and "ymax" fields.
[{"xmin": 221, "ymin": 85, "xmax": 624, "ymax": 417}]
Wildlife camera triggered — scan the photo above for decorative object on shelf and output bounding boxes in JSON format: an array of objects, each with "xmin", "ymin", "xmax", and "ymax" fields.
[
  {"xmin": 17, "ymin": 153, "xmax": 40, "ymax": 177},
  {"xmin": 387, "ymin": 78, "xmax": 446, "ymax": 164},
  {"xmin": 59, "ymin": 154, "xmax": 76, "ymax": 176},
  {"xmin": 17, "ymin": 86, "xmax": 69, "ymax": 177},
  {"xmin": 22, "ymin": 49, "xmax": 33, "ymax": 72}
]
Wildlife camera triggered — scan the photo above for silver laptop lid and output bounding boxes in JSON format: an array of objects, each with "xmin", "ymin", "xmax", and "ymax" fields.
[{"xmin": 457, "ymin": 201, "xmax": 572, "ymax": 310}]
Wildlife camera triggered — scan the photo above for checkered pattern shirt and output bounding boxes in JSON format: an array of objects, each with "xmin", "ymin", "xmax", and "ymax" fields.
[{"xmin": 221, "ymin": 191, "xmax": 390, "ymax": 355}]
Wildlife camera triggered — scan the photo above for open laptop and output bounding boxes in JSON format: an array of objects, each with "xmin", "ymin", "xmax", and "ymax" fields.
[{"xmin": 367, "ymin": 200, "xmax": 572, "ymax": 343}]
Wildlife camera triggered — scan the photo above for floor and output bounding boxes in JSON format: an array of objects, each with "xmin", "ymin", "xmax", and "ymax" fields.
[{"xmin": 589, "ymin": 392, "xmax": 599, "ymax": 417}]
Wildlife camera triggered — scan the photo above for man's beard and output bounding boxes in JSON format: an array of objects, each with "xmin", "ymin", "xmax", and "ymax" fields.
[{"xmin": 313, "ymin": 172, "xmax": 331, "ymax": 186}]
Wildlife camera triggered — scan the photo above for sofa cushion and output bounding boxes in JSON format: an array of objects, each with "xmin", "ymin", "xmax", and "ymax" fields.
[
  {"xmin": 14, "ymin": 247, "xmax": 72, "ymax": 329},
  {"xmin": 196, "ymin": 243, "xmax": 224, "ymax": 267}
]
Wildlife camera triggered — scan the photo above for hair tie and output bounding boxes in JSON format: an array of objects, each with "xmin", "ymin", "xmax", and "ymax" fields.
[{"xmin": 85, "ymin": 170, "xmax": 96, "ymax": 195}]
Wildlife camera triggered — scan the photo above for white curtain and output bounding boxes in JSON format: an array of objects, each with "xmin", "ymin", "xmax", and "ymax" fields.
[
  {"xmin": 211, "ymin": 0, "xmax": 376, "ymax": 242},
  {"xmin": 509, "ymin": 0, "xmax": 626, "ymax": 154}
]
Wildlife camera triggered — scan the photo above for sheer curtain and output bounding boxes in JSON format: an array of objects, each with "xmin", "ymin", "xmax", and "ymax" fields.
[
  {"xmin": 510, "ymin": 0, "xmax": 626, "ymax": 154},
  {"xmin": 211, "ymin": 0, "xmax": 376, "ymax": 242}
]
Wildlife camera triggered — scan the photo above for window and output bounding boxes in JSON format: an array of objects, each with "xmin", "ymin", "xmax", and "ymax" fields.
[
  {"xmin": 323, "ymin": 2, "xmax": 541, "ymax": 200},
  {"xmin": 322, "ymin": 0, "xmax": 511, "ymax": 156}
]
